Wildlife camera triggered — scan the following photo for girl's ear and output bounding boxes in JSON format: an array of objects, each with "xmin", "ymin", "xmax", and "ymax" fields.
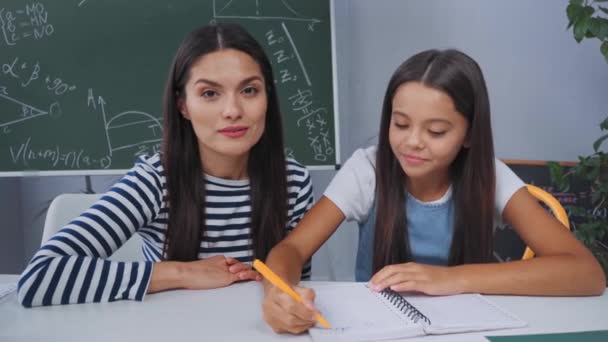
[{"xmin": 177, "ymin": 97, "xmax": 190, "ymax": 120}]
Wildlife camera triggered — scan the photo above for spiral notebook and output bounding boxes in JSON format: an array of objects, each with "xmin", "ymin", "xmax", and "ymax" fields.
[{"xmin": 309, "ymin": 283, "xmax": 526, "ymax": 342}]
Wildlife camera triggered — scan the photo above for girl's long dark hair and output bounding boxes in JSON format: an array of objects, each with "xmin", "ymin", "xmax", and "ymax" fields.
[
  {"xmin": 161, "ymin": 23, "xmax": 287, "ymax": 262},
  {"xmin": 373, "ymin": 49, "xmax": 495, "ymax": 273}
]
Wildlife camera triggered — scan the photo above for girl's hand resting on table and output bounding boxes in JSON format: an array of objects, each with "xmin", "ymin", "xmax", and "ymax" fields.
[{"xmin": 369, "ymin": 262, "xmax": 465, "ymax": 295}]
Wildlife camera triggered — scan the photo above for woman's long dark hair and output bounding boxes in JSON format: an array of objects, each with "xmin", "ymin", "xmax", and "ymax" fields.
[
  {"xmin": 161, "ymin": 23, "xmax": 287, "ymax": 262},
  {"xmin": 373, "ymin": 49, "xmax": 495, "ymax": 273}
]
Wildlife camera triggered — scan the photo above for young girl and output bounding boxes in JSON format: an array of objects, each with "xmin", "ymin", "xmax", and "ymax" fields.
[
  {"xmin": 262, "ymin": 49, "xmax": 605, "ymax": 334},
  {"xmin": 17, "ymin": 23, "xmax": 313, "ymax": 307}
]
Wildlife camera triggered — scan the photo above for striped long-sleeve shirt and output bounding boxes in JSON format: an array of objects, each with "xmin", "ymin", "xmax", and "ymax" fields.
[{"xmin": 18, "ymin": 154, "xmax": 314, "ymax": 307}]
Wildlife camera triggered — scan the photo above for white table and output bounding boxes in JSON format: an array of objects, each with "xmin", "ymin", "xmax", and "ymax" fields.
[{"xmin": 1, "ymin": 275, "xmax": 606, "ymax": 342}]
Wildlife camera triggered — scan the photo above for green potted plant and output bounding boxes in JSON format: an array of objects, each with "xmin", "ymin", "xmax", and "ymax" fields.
[
  {"xmin": 549, "ymin": 118, "xmax": 608, "ymax": 281},
  {"xmin": 566, "ymin": 0, "xmax": 608, "ymax": 62},
  {"xmin": 548, "ymin": 0, "xmax": 608, "ymax": 280}
]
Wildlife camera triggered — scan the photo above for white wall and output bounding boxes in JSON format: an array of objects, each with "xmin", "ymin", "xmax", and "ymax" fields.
[
  {"xmin": 343, "ymin": 0, "xmax": 607, "ymax": 161},
  {"xmin": 2, "ymin": 0, "xmax": 606, "ymax": 280},
  {"xmin": 310, "ymin": 0, "xmax": 358, "ymax": 280}
]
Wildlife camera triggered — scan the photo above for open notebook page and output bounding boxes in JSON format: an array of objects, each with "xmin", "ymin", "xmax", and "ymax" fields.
[
  {"xmin": 308, "ymin": 283, "xmax": 526, "ymax": 342},
  {"xmin": 407, "ymin": 293, "xmax": 526, "ymax": 334},
  {"xmin": 309, "ymin": 283, "xmax": 424, "ymax": 342}
]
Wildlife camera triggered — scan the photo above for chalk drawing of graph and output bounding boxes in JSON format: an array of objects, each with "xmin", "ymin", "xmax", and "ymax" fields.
[
  {"xmin": 213, "ymin": 0, "xmax": 320, "ymax": 23},
  {"xmin": 104, "ymin": 111, "xmax": 162, "ymax": 155},
  {"xmin": 0, "ymin": 93, "xmax": 49, "ymax": 128}
]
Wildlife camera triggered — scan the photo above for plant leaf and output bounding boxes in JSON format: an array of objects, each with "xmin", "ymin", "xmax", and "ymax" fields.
[
  {"xmin": 567, "ymin": 205, "xmax": 587, "ymax": 218},
  {"xmin": 597, "ymin": 18, "xmax": 608, "ymax": 39},
  {"xmin": 573, "ymin": 160, "xmax": 585, "ymax": 178},
  {"xmin": 601, "ymin": 117, "xmax": 608, "ymax": 130},
  {"xmin": 574, "ymin": 16, "xmax": 591, "ymax": 42},
  {"xmin": 588, "ymin": 17, "xmax": 599, "ymax": 37},
  {"xmin": 593, "ymin": 133, "xmax": 608, "ymax": 152},
  {"xmin": 578, "ymin": 222, "xmax": 604, "ymax": 244},
  {"xmin": 547, "ymin": 161, "xmax": 569, "ymax": 190},
  {"xmin": 587, "ymin": 165, "xmax": 599, "ymax": 182},
  {"xmin": 583, "ymin": 5, "xmax": 596, "ymax": 17},
  {"xmin": 567, "ymin": 3, "xmax": 585, "ymax": 29},
  {"xmin": 602, "ymin": 41, "xmax": 608, "ymax": 63},
  {"xmin": 574, "ymin": 230, "xmax": 585, "ymax": 242},
  {"xmin": 588, "ymin": 221, "xmax": 602, "ymax": 231},
  {"xmin": 588, "ymin": 17, "xmax": 608, "ymax": 39}
]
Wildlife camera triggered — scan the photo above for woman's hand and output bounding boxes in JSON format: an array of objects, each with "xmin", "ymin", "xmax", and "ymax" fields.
[
  {"xmin": 262, "ymin": 284, "xmax": 319, "ymax": 334},
  {"xmin": 369, "ymin": 262, "xmax": 465, "ymax": 295},
  {"xmin": 149, "ymin": 255, "xmax": 261, "ymax": 293},
  {"xmin": 181, "ymin": 255, "xmax": 262, "ymax": 290}
]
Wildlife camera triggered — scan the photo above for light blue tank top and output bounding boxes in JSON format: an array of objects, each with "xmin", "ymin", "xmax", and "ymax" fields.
[{"xmin": 355, "ymin": 193, "xmax": 454, "ymax": 281}]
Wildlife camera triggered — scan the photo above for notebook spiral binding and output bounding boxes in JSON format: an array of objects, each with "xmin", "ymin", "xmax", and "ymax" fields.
[{"xmin": 380, "ymin": 288, "xmax": 432, "ymax": 325}]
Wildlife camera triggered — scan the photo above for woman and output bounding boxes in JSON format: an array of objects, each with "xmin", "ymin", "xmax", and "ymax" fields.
[{"xmin": 18, "ymin": 23, "xmax": 313, "ymax": 307}]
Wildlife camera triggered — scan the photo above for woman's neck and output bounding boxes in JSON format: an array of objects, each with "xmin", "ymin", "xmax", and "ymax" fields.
[
  {"xmin": 200, "ymin": 151, "xmax": 249, "ymax": 180},
  {"xmin": 406, "ymin": 172, "xmax": 451, "ymax": 202}
]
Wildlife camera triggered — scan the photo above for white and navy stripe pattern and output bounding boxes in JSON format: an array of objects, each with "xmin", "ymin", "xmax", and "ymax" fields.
[{"xmin": 18, "ymin": 154, "xmax": 314, "ymax": 307}]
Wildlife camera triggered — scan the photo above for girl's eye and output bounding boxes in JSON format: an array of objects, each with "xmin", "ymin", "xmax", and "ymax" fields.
[
  {"xmin": 394, "ymin": 122, "xmax": 409, "ymax": 129},
  {"xmin": 242, "ymin": 86, "xmax": 259, "ymax": 95},
  {"xmin": 201, "ymin": 90, "xmax": 218, "ymax": 98},
  {"xmin": 429, "ymin": 130, "xmax": 446, "ymax": 137}
]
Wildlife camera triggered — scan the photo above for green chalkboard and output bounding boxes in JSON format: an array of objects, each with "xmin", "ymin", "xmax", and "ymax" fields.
[{"xmin": 0, "ymin": 0, "xmax": 337, "ymax": 175}]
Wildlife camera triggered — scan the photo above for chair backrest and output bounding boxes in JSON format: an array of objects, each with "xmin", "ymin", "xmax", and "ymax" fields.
[
  {"xmin": 43, "ymin": 193, "xmax": 143, "ymax": 261},
  {"xmin": 521, "ymin": 184, "xmax": 571, "ymax": 260}
]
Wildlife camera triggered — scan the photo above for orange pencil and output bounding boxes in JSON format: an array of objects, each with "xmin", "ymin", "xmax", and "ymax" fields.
[{"xmin": 253, "ymin": 259, "xmax": 331, "ymax": 329}]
